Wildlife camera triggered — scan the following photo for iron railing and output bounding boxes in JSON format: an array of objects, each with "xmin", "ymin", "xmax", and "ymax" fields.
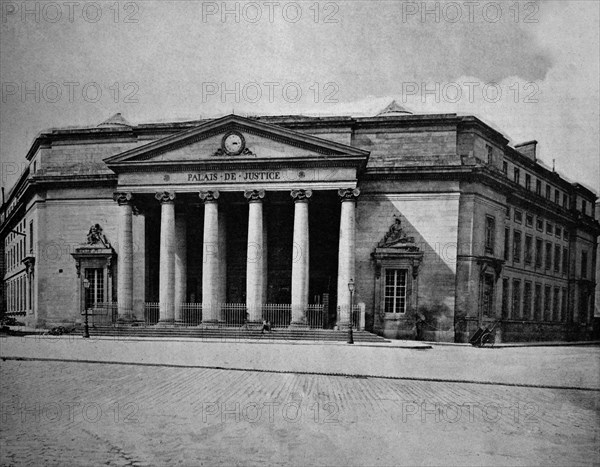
[{"xmin": 98, "ymin": 302, "xmax": 329, "ymax": 329}]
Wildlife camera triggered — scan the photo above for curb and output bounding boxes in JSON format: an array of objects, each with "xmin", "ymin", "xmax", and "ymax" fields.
[
  {"xmin": 8, "ymin": 334, "xmax": 432, "ymax": 349},
  {"xmin": 2, "ymin": 355, "xmax": 598, "ymax": 392}
]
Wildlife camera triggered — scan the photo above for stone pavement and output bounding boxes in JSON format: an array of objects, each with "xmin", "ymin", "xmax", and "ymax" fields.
[
  {"xmin": 1, "ymin": 335, "xmax": 599, "ymax": 389},
  {"xmin": 1, "ymin": 359, "xmax": 598, "ymax": 466}
]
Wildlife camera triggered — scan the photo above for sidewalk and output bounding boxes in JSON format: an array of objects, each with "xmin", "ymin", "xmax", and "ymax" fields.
[{"xmin": 1, "ymin": 335, "xmax": 598, "ymax": 390}]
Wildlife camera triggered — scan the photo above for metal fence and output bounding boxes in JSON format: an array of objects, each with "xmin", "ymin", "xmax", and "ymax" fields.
[
  {"xmin": 262, "ymin": 304, "xmax": 291, "ymax": 328},
  {"xmin": 96, "ymin": 302, "xmax": 329, "ymax": 329},
  {"xmin": 89, "ymin": 302, "xmax": 118, "ymax": 326}
]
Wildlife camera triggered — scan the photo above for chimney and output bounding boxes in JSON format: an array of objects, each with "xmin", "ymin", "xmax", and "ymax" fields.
[{"xmin": 515, "ymin": 140, "xmax": 538, "ymax": 161}]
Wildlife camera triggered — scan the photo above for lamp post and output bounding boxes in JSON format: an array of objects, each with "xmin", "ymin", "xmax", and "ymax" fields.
[
  {"xmin": 347, "ymin": 279, "xmax": 355, "ymax": 344},
  {"xmin": 82, "ymin": 278, "xmax": 90, "ymax": 338}
]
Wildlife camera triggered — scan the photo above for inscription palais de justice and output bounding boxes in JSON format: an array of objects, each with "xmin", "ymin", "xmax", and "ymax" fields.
[{"xmin": 187, "ymin": 171, "xmax": 283, "ymax": 182}]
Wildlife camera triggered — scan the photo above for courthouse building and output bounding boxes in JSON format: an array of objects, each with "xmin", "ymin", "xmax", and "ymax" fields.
[{"xmin": 1, "ymin": 103, "xmax": 598, "ymax": 342}]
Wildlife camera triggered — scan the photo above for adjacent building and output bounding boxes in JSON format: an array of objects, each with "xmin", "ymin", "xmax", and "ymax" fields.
[{"xmin": 1, "ymin": 103, "xmax": 598, "ymax": 342}]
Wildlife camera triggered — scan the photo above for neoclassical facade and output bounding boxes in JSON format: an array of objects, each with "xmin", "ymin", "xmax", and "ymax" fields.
[{"xmin": 1, "ymin": 104, "xmax": 598, "ymax": 342}]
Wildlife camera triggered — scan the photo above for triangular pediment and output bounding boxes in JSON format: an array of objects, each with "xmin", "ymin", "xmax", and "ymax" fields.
[{"xmin": 104, "ymin": 114, "xmax": 368, "ymax": 170}]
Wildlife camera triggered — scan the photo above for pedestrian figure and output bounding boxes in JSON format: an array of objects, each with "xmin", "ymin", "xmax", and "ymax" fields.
[{"xmin": 261, "ymin": 319, "xmax": 271, "ymax": 334}]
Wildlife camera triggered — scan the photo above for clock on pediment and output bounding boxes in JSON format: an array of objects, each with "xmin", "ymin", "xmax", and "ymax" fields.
[
  {"xmin": 213, "ymin": 131, "xmax": 255, "ymax": 157},
  {"xmin": 223, "ymin": 131, "xmax": 245, "ymax": 155}
]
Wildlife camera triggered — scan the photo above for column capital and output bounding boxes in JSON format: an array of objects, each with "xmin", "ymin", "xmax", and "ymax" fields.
[
  {"xmin": 113, "ymin": 192, "xmax": 133, "ymax": 205},
  {"xmin": 199, "ymin": 190, "xmax": 220, "ymax": 203},
  {"xmin": 338, "ymin": 188, "xmax": 360, "ymax": 202},
  {"xmin": 155, "ymin": 191, "xmax": 176, "ymax": 204},
  {"xmin": 244, "ymin": 189, "xmax": 265, "ymax": 203},
  {"xmin": 290, "ymin": 189, "xmax": 313, "ymax": 203}
]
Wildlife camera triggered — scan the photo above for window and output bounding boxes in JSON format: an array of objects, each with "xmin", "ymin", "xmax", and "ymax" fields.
[
  {"xmin": 512, "ymin": 280, "xmax": 521, "ymax": 319},
  {"xmin": 502, "ymin": 278, "xmax": 510, "ymax": 319},
  {"xmin": 486, "ymin": 145, "xmax": 493, "ymax": 164},
  {"xmin": 84, "ymin": 268, "xmax": 105, "ymax": 310},
  {"xmin": 544, "ymin": 285, "xmax": 552, "ymax": 321},
  {"xmin": 553, "ymin": 288, "xmax": 560, "ymax": 321},
  {"xmin": 526, "ymin": 213, "xmax": 533, "ymax": 227},
  {"xmin": 582, "ymin": 200, "xmax": 587, "ymax": 215},
  {"xmin": 536, "ymin": 218, "xmax": 543, "ymax": 231},
  {"xmin": 33, "ymin": 161, "xmax": 37, "ymax": 173},
  {"xmin": 563, "ymin": 193, "xmax": 568, "ymax": 208},
  {"xmin": 485, "ymin": 216, "xmax": 496, "ymax": 253},
  {"xmin": 581, "ymin": 251, "xmax": 588, "ymax": 278},
  {"xmin": 29, "ymin": 221, "xmax": 33, "ymax": 253},
  {"xmin": 545, "ymin": 185, "xmax": 551, "ymax": 199},
  {"xmin": 384, "ymin": 269, "xmax": 407, "ymax": 314},
  {"xmin": 481, "ymin": 273, "xmax": 495, "ymax": 317},
  {"xmin": 545, "ymin": 242, "xmax": 552, "ymax": 270},
  {"xmin": 561, "ymin": 288, "xmax": 567, "ymax": 322},
  {"xmin": 555, "ymin": 226, "xmax": 562, "ymax": 238},
  {"xmin": 514, "ymin": 168, "xmax": 520, "ymax": 184},
  {"xmin": 563, "ymin": 229, "xmax": 569, "ymax": 241},
  {"xmin": 546, "ymin": 222, "xmax": 553, "ymax": 235},
  {"xmin": 504, "ymin": 228, "xmax": 510, "ymax": 261},
  {"xmin": 562, "ymin": 247, "xmax": 568, "ymax": 275},
  {"xmin": 536, "ymin": 180, "xmax": 542, "ymax": 195},
  {"xmin": 506, "ymin": 205, "xmax": 511, "ymax": 218},
  {"xmin": 523, "ymin": 281, "xmax": 532, "ymax": 320},
  {"xmin": 514, "ymin": 210, "xmax": 522, "ymax": 224},
  {"xmin": 502, "ymin": 161, "xmax": 508, "ymax": 175},
  {"xmin": 579, "ymin": 288, "xmax": 590, "ymax": 324},
  {"xmin": 525, "ymin": 174, "xmax": 531, "ymax": 190},
  {"xmin": 554, "ymin": 245, "xmax": 561, "ymax": 273},
  {"xmin": 525, "ymin": 235, "xmax": 533, "ymax": 265},
  {"xmin": 513, "ymin": 231, "xmax": 522, "ymax": 263},
  {"xmin": 554, "ymin": 190, "xmax": 560, "ymax": 204}
]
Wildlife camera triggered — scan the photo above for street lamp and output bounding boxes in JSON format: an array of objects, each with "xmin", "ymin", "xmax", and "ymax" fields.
[
  {"xmin": 347, "ymin": 279, "xmax": 355, "ymax": 344},
  {"xmin": 82, "ymin": 278, "xmax": 90, "ymax": 338}
]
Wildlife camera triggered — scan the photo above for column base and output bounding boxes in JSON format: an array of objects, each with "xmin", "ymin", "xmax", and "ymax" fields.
[
  {"xmin": 156, "ymin": 319, "xmax": 176, "ymax": 327},
  {"xmin": 289, "ymin": 321, "xmax": 309, "ymax": 329},
  {"xmin": 199, "ymin": 320, "xmax": 220, "ymax": 329},
  {"xmin": 116, "ymin": 314, "xmax": 138, "ymax": 323}
]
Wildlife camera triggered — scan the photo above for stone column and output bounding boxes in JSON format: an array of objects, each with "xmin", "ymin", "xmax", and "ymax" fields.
[
  {"xmin": 218, "ymin": 208, "xmax": 228, "ymax": 307},
  {"xmin": 114, "ymin": 192, "xmax": 134, "ymax": 319},
  {"xmin": 174, "ymin": 209, "xmax": 187, "ymax": 324},
  {"xmin": 132, "ymin": 209, "xmax": 145, "ymax": 320},
  {"xmin": 244, "ymin": 189, "xmax": 266, "ymax": 324},
  {"xmin": 336, "ymin": 188, "xmax": 360, "ymax": 328},
  {"xmin": 200, "ymin": 190, "xmax": 220, "ymax": 325},
  {"xmin": 156, "ymin": 191, "xmax": 176, "ymax": 324},
  {"xmin": 290, "ymin": 189, "xmax": 312, "ymax": 327}
]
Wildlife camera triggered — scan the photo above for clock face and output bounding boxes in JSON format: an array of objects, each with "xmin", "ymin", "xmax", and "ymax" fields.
[{"xmin": 222, "ymin": 132, "xmax": 245, "ymax": 155}]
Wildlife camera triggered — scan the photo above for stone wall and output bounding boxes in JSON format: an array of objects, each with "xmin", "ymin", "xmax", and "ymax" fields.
[
  {"xmin": 35, "ymin": 186, "xmax": 118, "ymax": 327},
  {"xmin": 356, "ymin": 180, "xmax": 460, "ymax": 340}
]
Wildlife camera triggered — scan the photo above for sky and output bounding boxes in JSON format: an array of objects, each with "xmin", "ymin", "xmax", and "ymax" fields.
[{"xmin": 1, "ymin": 0, "xmax": 599, "ymax": 195}]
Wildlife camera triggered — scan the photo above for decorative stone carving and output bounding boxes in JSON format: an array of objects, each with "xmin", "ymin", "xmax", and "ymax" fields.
[
  {"xmin": 199, "ymin": 190, "xmax": 220, "ymax": 203},
  {"xmin": 290, "ymin": 189, "xmax": 312, "ymax": 202},
  {"xmin": 338, "ymin": 188, "xmax": 360, "ymax": 202},
  {"xmin": 477, "ymin": 257, "xmax": 504, "ymax": 277},
  {"xmin": 378, "ymin": 216, "xmax": 415, "ymax": 247},
  {"xmin": 212, "ymin": 147, "xmax": 255, "ymax": 157},
  {"xmin": 86, "ymin": 224, "xmax": 110, "ymax": 247},
  {"xmin": 244, "ymin": 189, "xmax": 266, "ymax": 202},
  {"xmin": 22, "ymin": 256, "xmax": 36, "ymax": 276},
  {"xmin": 113, "ymin": 192, "xmax": 133, "ymax": 205},
  {"xmin": 155, "ymin": 191, "xmax": 176, "ymax": 204}
]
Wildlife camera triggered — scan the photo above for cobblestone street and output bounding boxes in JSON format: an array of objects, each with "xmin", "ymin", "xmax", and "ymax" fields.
[{"xmin": 1, "ymin": 345, "xmax": 599, "ymax": 466}]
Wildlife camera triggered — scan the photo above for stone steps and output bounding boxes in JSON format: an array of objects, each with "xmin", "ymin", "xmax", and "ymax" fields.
[{"xmin": 88, "ymin": 326, "xmax": 388, "ymax": 343}]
